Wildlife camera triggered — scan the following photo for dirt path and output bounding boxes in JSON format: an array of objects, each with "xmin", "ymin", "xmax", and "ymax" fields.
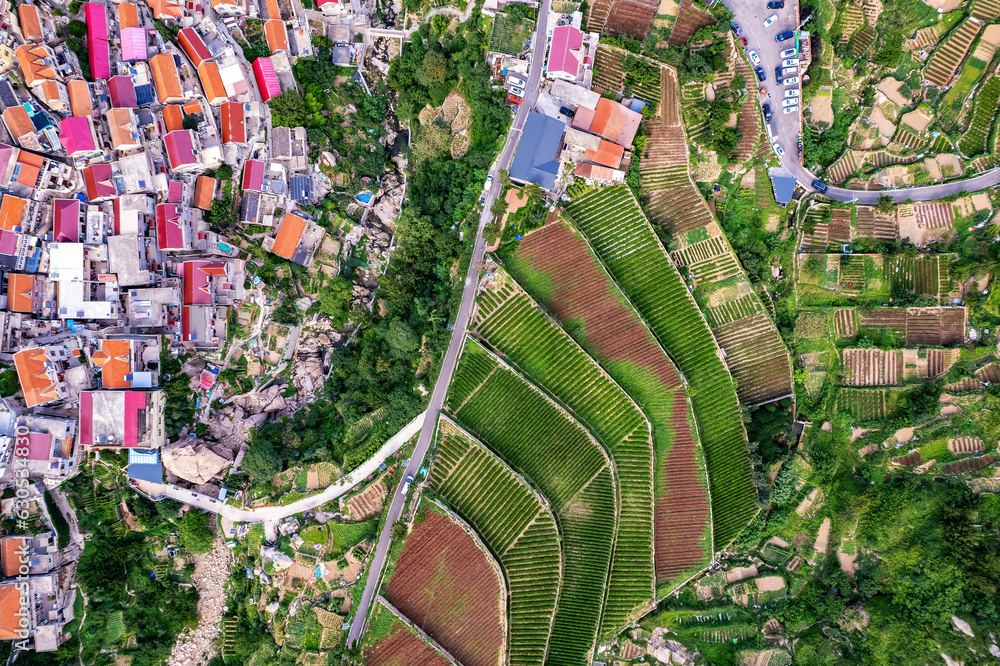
[{"xmin": 166, "ymin": 537, "xmax": 233, "ymax": 666}]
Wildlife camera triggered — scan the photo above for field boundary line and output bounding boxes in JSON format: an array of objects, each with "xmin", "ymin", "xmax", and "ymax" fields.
[{"xmin": 375, "ymin": 595, "xmax": 464, "ymax": 666}]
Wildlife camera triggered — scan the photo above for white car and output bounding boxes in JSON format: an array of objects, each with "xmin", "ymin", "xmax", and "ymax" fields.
[
  {"xmin": 782, "ymin": 98, "xmax": 798, "ymax": 107},
  {"xmin": 748, "ymin": 50, "xmax": 761, "ymax": 65},
  {"xmin": 763, "ymin": 14, "xmax": 778, "ymax": 27},
  {"xmin": 783, "ymin": 77, "xmax": 800, "ymax": 85},
  {"xmin": 783, "ymin": 105, "xmax": 799, "ymax": 115},
  {"xmin": 782, "ymin": 67, "xmax": 798, "ymax": 77},
  {"xmin": 782, "ymin": 58, "xmax": 800, "ymax": 67},
  {"xmin": 784, "ymin": 89, "xmax": 800, "ymax": 98},
  {"xmin": 772, "ymin": 141, "xmax": 785, "ymax": 157},
  {"xmin": 484, "ymin": 174, "xmax": 493, "ymax": 190},
  {"xmin": 509, "ymin": 85, "xmax": 525, "ymax": 96},
  {"xmin": 780, "ymin": 48, "xmax": 797, "ymax": 58}
]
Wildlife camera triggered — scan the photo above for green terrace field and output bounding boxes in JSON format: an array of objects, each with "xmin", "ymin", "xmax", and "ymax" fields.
[
  {"xmin": 429, "ymin": 422, "xmax": 561, "ymax": 666},
  {"xmin": 938, "ymin": 53, "xmax": 989, "ymax": 131},
  {"xmin": 488, "ymin": 11, "xmax": 534, "ymax": 55},
  {"xmin": 959, "ymin": 75, "xmax": 1000, "ymax": 156},
  {"xmin": 564, "ymin": 186, "xmax": 757, "ymax": 547},
  {"xmin": 473, "ymin": 277, "xmax": 655, "ymax": 630},
  {"xmin": 446, "ymin": 340, "xmax": 616, "ymax": 665}
]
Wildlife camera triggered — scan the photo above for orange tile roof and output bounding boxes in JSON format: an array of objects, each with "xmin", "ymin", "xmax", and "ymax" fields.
[
  {"xmin": 589, "ymin": 98, "xmax": 641, "ymax": 148},
  {"xmin": 13, "ymin": 347, "xmax": 59, "ymax": 407},
  {"xmin": 0, "ymin": 583, "xmax": 21, "ymax": 640},
  {"xmin": 2, "ymin": 107, "xmax": 34, "ymax": 143},
  {"xmin": 93, "ymin": 339, "xmax": 132, "ymax": 389},
  {"xmin": 220, "ymin": 101, "xmax": 244, "ymax": 144},
  {"xmin": 1, "ymin": 538, "xmax": 27, "ymax": 578},
  {"xmin": 273, "ymin": 212, "xmax": 307, "ymax": 259},
  {"xmin": 118, "ymin": 2, "xmax": 140, "ymax": 29},
  {"xmin": 161, "ymin": 105, "xmax": 185, "ymax": 133},
  {"xmin": 0, "ymin": 196, "xmax": 27, "ymax": 232},
  {"xmin": 38, "ymin": 80, "xmax": 61, "ymax": 107},
  {"xmin": 197, "ymin": 62, "xmax": 227, "ymax": 103},
  {"xmin": 150, "ymin": 53, "xmax": 183, "ymax": 103},
  {"xmin": 107, "ymin": 108, "xmax": 139, "ymax": 150},
  {"xmin": 183, "ymin": 100, "xmax": 203, "ymax": 116},
  {"xmin": 265, "ymin": 19, "xmax": 288, "ymax": 53},
  {"xmin": 194, "ymin": 176, "xmax": 216, "ymax": 209},
  {"xmin": 15, "ymin": 44, "xmax": 57, "ymax": 87},
  {"xmin": 16, "ymin": 151, "xmax": 43, "ymax": 188},
  {"xmin": 265, "ymin": 0, "xmax": 280, "ymax": 18},
  {"xmin": 67, "ymin": 80, "xmax": 93, "ymax": 118},
  {"xmin": 18, "ymin": 4, "xmax": 43, "ymax": 42},
  {"xmin": 148, "ymin": 0, "xmax": 184, "ymax": 19},
  {"xmin": 7, "ymin": 274, "xmax": 34, "ymax": 313},
  {"xmin": 584, "ymin": 139, "xmax": 624, "ymax": 168}
]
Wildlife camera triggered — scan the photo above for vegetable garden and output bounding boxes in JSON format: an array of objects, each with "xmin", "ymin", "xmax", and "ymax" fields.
[{"xmin": 958, "ymin": 76, "xmax": 1000, "ymax": 156}]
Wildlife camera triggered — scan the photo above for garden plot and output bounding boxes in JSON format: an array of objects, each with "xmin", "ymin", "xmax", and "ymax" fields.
[
  {"xmin": 902, "ymin": 348, "xmax": 958, "ymax": 380},
  {"xmin": 973, "ymin": 0, "xmax": 1000, "ymax": 20},
  {"xmin": 713, "ymin": 312, "xmax": 794, "ymax": 405},
  {"xmin": 732, "ymin": 42, "xmax": 762, "ymax": 160},
  {"xmin": 834, "ymin": 308, "xmax": 858, "ymax": 338},
  {"xmin": 943, "ymin": 455, "xmax": 998, "ymax": 474},
  {"xmin": 488, "ymin": 11, "xmax": 534, "ymax": 55},
  {"xmin": 672, "ymin": 235, "xmax": 741, "ymax": 283},
  {"xmin": 877, "ymin": 77, "xmax": 912, "ymax": 106},
  {"xmin": 893, "ymin": 124, "xmax": 926, "ymax": 151},
  {"xmin": 837, "ymin": 4, "xmax": 867, "ymax": 44},
  {"xmin": 914, "ymin": 201, "xmax": 954, "ymax": 229},
  {"xmin": 905, "ymin": 26, "xmax": 939, "ymax": 51},
  {"xmin": 945, "ymin": 377, "xmax": 982, "ymax": 392},
  {"xmin": 842, "ymin": 349, "xmax": 902, "ymax": 386},
  {"xmin": 668, "ymin": 0, "xmax": 716, "ymax": 46},
  {"xmin": 900, "ymin": 107, "xmax": 933, "ymax": 133},
  {"xmin": 948, "ymin": 437, "xmax": 989, "ymax": 454},
  {"xmin": 959, "ymin": 76, "xmax": 1000, "ymax": 156},
  {"xmin": 952, "ymin": 192, "xmax": 992, "ymax": 217},
  {"xmin": 800, "ymin": 207, "xmax": 852, "ymax": 251},
  {"xmin": 867, "ymin": 105, "xmax": 897, "ymax": 142},
  {"xmin": 838, "ymin": 389, "xmax": 897, "ymax": 421},
  {"xmin": 855, "ymin": 306, "xmax": 967, "ymax": 345},
  {"xmin": 794, "ymin": 311, "xmax": 831, "ymax": 339},
  {"xmin": 810, "ymin": 87, "xmax": 834, "ymax": 127},
  {"xmin": 977, "ymin": 363, "xmax": 1000, "ymax": 382},
  {"xmin": 729, "ymin": 576, "xmax": 786, "ymax": 606},
  {"xmin": 883, "ymin": 254, "xmax": 951, "ymax": 301},
  {"xmin": 924, "ymin": 18, "xmax": 984, "ymax": 87},
  {"xmin": 364, "ymin": 606, "xmax": 452, "ymax": 666},
  {"xmin": 707, "ymin": 294, "xmax": 762, "ymax": 327},
  {"xmin": 854, "ymin": 206, "xmax": 897, "ymax": 239}
]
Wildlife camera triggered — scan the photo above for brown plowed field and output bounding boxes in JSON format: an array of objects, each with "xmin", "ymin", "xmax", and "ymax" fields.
[
  {"xmin": 365, "ymin": 624, "xmax": 452, "ymax": 666},
  {"xmin": 604, "ymin": 0, "xmax": 659, "ymax": 39},
  {"xmin": 906, "ymin": 307, "xmax": 966, "ymax": 345},
  {"xmin": 945, "ymin": 377, "xmax": 982, "ymax": 392},
  {"xmin": 387, "ymin": 510, "xmax": 505, "ymax": 666},
  {"xmin": 843, "ymin": 348, "xmax": 902, "ymax": 386},
  {"xmin": 654, "ymin": 391, "xmax": 709, "ymax": 583},
  {"xmin": 943, "ymin": 455, "xmax": 997, "ymax": 474},
  {"xmin": 512, "ymin": 221, "xmax": 683, "ymax": 390},
  {"xmin": 669, "ymin": 0, "xmax": 716, "ymax": 46},
  {"xmin": 892, "ymin": 452, "xmax": 921, "ymax": 467},
  {"xmin": 347, "ymin": 478, "xmax": 389, "ymax": 519},
  {"xmin": 977, "ymin": 363, "xmax": 1000, "ymax": 382}
]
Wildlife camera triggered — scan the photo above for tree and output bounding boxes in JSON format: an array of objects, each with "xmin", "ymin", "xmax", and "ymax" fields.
[
  {"xmin": 177, "ymin": 510, "xmax": 215, "ymax": 554},
  {"xmin": 876, "ymin": 194, "xmax": 896, "ymax": 214},
  {"xmin": 0, "ymin": 370, "xmax": 17, "ymax": 398},
  {"xmin": 206, "ymin": 197, "xmax": 236, "ymax": 231},
  {"xmin": 66, "ymin": 20, "xmax": 87, "ymax": 37},
  {"xmin": 417, "ymin": 50, "xmax": 449, "ymax": 87},
  {"xmin": 216, "ymin": 164, "xmax": 233, "ymax": 180},
  {"xmin": 182, "ymin": 114, "xmax": 201, "ymax": 131},
  {"xmin": 483, "ymin": 221, "xmax": 502, "ymax": 244},
  {"xmin": 319, "ymin": 277, "xmax": 353, "ymax": 328},
  {"xmin": 387, "ymin": 319, "xmax": 419, "ymax": 358},
  {"xmin": 242, "ymin": 441, "xmax": 282, "ymax": 480}
]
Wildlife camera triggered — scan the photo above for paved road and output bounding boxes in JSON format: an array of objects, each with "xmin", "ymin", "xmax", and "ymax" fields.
[
  {"xmin": 726, "ymin": 0, "xmax": 1000, "ymax": 203},
  {"xmin": 346, "ymin": 0, "xmax": 551, "ymax": 647}
]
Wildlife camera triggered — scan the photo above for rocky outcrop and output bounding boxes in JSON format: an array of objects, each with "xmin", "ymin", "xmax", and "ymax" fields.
[
  {"xmin": 261, "ymin": 546, "xmax": 294, "ymax": 572},
  {"xmin": 952, "ymin": 615, "xmax": 975, "ymax": 638},
  {"xmin": 167, "ymin": 537, "xmax": 231, "ymax": 666},
  {"xmin": 162, "ymin": 441, "xmax": 232, "ymax": 485}
]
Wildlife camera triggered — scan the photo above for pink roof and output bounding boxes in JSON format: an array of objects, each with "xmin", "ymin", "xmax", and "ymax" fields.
[
  {"xmin": 156, "ymin": 203, "xmax": 185, "ymax": 250},
  {"xmin": 167, "ymin": 180, "xmax": 184, "ymax": 202},
  {"xmin": 121, "ymin": 27, "xmax": 148, "ymax": 61},
  {"xmin": 85, "ymin": 3, "xmax": 111, "ymax": 80},
  {"xmin": 548, "ymin": 25, "xmax": 583, "ymax": 78},
  {"xmin": 123, "ymin": 391, "xmax": 145, "ymax": 447},
  {"xmin": 242, "ymin": 159, "xmax": 264, "ymax": 191},
  {"xmin": 164, "ymin": 130, "xmax": 197, "ymax": 168},
  {"xmin": 252, "ymin": 57, "xmax": 280, "ymax": 102},
  {"xmin": 53, "ymin": 199, "xmax": 80, "ymax": 243},
  {"xmin": 183, "ymin": 261, "xmax": 224, "ymax": 305},
  {"xmin": 109, "ymin": 76, "xmax": 137, "ymax": 108},
  {"xmin": 0, "ymin": 231, "xmax": 16, "ymax": 256},
  {"xmin": 24, "ymin": 433, "xmax": 51, "ymax": 461},
  {"xmin": 59, "ymin": 116, "xmax": 96, "ymax": 156}
]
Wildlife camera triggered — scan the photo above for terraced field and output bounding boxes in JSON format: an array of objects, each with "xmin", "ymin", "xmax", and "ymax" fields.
[
  {"xmin": 924, "ymin": 18, "xmax": 983, "ymax": 87},
  {"xmin": 672, "ymin": 236, "xmax": 741, "ymax": 283},
  {"xmin": 565, "ymin": 186, "xmax": 758, "ymax": 546},
  {"xmin": 884, "ymin": 255, "xmax": 951, "ymax": 301},
  {"xmin": 447, "ymin": 340, "xmax": 616, "ymax": 665},
  {"xmin": 712, "ymin": 312, "xmax": 793, "ymax": 405},
  {"xmin": 855, "ymin": 206, "xmax": 896, "ymax": 239},
  {"xmin": 959, "ymin": 76, "xmax": 1000, "ymax": 156},
  {"xmin": 473, "ymin": 278, "xmax": 656, "ymax": 630}
]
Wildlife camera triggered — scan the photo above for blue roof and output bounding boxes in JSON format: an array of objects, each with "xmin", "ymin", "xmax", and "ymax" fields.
[
  {"xmin": 509, "ymin": 112, "xmax": 565, "ymax": 191},
  {"xmin": 128, "ymin": 449, "xmax": 159, "ymax": 465},
  {"xmin": 768, "ymin": 168, "xmax": 797, "ymax": 205},
  {"xmin": 128, "ymin": 462, "xmax": 162, "ymax": 484},
  {"xmin": 134, "ymin": 84, "xmax": 154, "ymax": 106}
]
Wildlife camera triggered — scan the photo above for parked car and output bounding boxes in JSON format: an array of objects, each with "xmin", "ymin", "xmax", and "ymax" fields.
[
  {"xmin": 784, "ymin": 88, "xmax": 800, "ymax": 98},
  {"xmin": 763, "ymin": 14, "xmax": 778, "ymax": 26},
  {"xmin": 782, "ymin": 67, "xmax": 798, "ymax": 77},
  {"xmin": 755, "ymin": 66, "xmax": 766, "ymax": 81},
  {"xmin": 783, "ymin": 105, "xmax": 799, "ymax": 114},
  {"xmin": 775, "ymin": 65, "xmax": 783, "ymax": 80},
  {"xmin": 782, "ymin": 97, "xmax": 798, "ymax": 107},
  {"xmin": 507, "ymin": 93, "xmax": 522, "ymax": 104},
  {"xmin": 767, "ymin": 1, "xmax": 784, "ymax": 7},
  {"xmin": 776, "ymin": 30, "xmax": 795, "ymax": 42},
  {"xmin": 780, "ymin": 48, "xmax": 797, "ymax": 58},
  {"xmin": 485, "ymin": 174, "xmax": 493, "ymax": 189},
  {"xmin": 509, "ymin": 85, "xmax": 525, "ymax": 96},
  {"xmin": 731, "ymin": 22, "xmax": 742, "ymax": 36},
  {"xmin": 772, "ymin": 141, "xmax": 785, "ymax": 157},
  {"xmin": 559, "ymin": 106, "xmax": 575, "ymax": 117},
  {"xmin": 739, "ymin": 36, "xmax": 748, "ymax": 47},
  {"xmin": 505, "ymin": 74, "xmax": 525, "ymax": 87},
  {"xmin": 748, "ymin": 50, "xmax": 761, "ymax": 65},
  {"xmin": 812, "ymin": 179, "xmax": 829, "ymax": 193},
  {"xmin": 762, "ymin": 103, "xmax": 772, "ymax": 121},
  {"xmin": 782, "ymin": 58, "xmax": 800, "ymax": 66},
  {"xmin": 782, "ymin": 77, "xmax": 800, "ymax": 85},
  {"xmin": 401, "ymin": 475, "xmax": 414, "ymax": 495}
]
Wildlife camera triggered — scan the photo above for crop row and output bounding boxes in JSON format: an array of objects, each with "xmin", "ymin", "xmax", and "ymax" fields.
[
  {"xmin": 835, "ymin": 388, "xmax": 894, "ymax": 421},
  {"xmin": 475, "ymin": 284, "xmax": 655, "ymax": 630},
  {"xmin": 430, "ymin": 428, "xmax": 560, "ymax": 666},
  {"xmin": 884, "ymin": 255, "xmax": 944, "ymax": 296},
  {"xmin": 449, "ymin": 340, "xmax": 616, "ymax": 665},
  {"xmin": 706, "ymin": 294, "xmax": 762, "ymax": 327},
  {"xmin": 566, "ymin": 186, "xmax": 757, "ymax": 547},
  {"xmin": 959, "ymin": 76, "xmax": 1000, "ymax": 156}
]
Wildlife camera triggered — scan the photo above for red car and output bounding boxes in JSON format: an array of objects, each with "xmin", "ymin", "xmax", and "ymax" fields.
[{"xmin": 507, "ymin": 93, "xmax": 522, "ymax": 105}]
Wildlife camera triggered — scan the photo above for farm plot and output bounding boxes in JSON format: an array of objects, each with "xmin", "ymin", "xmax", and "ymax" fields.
[
  {"xmin": 387, "ymin": 504, "xmax": 505, "ymax": 666},
  {"xmin": 836, "ymin": 388, "xmax": 895, "ymax": 421},
  {"xmin": 473, "ymin": 279, "xmax": 656, "ymax": 630},
  {"xmin": 430, "ymin": 423, "xmax": 561, "ymax": 666},
  {"xmin": 839, "ymin": 255, "xmax": 865, "ymax": 293},
  {"xmin": 668, "ymin": 0, "xmax": 715, "ymax": 46},
  {"xmin": 842, "ymin": 349, "xmax": 902, "ymax": 386},
  {"xmin": 906, "ymin": 307, "xmax": 967, "ymax": 345},
  {"xmin": 924, "ymin": 18, "xmax": 984, "ymax": 87},
  {"xmin": 883, "ymin": 255, "xmax": 949, "ymax": 300},
  {"xmin": 973, "ymin": 0, "xmax": 1000, "ymax": 21},
  {"xmin": 949, "ymin": 437, "xmax": 988, "ymax": 454},
  {"xmin": 794, "ymin": 311, "xmax": 831, "ymax": 339},
  {"xmin": 672, "ymin": 236, "xmax": 741, "ymax": 284},
  {"xmin": 914, "ymin": 202, "xmax": 954, "ymax": 229},
  {"xmin": 855, "ymin": 206, "xmax": 897, "ymax": 240},
  {"xmin": 448, "ymin": 340, "xmax": 616, "ymax": 665},
  {"xmin": 834, "ymin": 308, "xmax": 858, "ymax": 337},
  {"xmin": 902, "ymin": 348, "xmax": 958, "ymax": 380},
  {"xmin": 488, "ymin": 12, "xmax": 534, "ymax": 56},
  {"xmin": 600, "ymin": 0, "xmax": 660, "ymax": 39},
  {"xmin": 507, "ymin": 222, "xmax": 712, "ymax": 587},
  {"xmin": 959, "ymin": 76, "xmax": 1000, "ymax": 156},
  {"xmin": 365, "ymin": 605, "xmax": 452, "ymax": 666},
  {"xmin": 858, "ymin": 308, "xmax": 908, "ymax": 336},
  {"xmin": 801, "ymin": 206, "xmax": 851, "ymax": 252},
  {"xmin": 946, "ymin": 377, "xmax": 982, "ymax": 392},
  {"xmin": 943, "ymin": 455, "xmax": 998, "ymax": 474},
  {"xmin": 712, "ymin": 312, "xmax": 793, "ymax": 405},
  {"xmin": 593, "ymin": 47, "xmax": 626, "ymax": 94},
  {"xmin": 565, "ymin": 185, "xmax": 760, "ymax": 547},
  {"xmin": 977, "ymin": 363, "xmax": 1000, "ymax": 382},
  {"xmin": 706, "ymin": 294, "xmax": 762, "ymax": 327},
  {"xmin": 732, "ymin": 45, "xmax": 761, "ymax": 161}
]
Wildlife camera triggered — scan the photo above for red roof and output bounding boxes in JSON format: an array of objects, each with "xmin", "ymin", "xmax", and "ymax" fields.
[
  {"xmin": 242, "ymin": 159, "xmax": 265, "ymax": 191},
  {"xmin": 53, "ymin": 199, "xmax": 80, "ymax": 242},
  {"xmin": 183, "ymin": 260, "xmax": 226, "ymax": 305},
  {"xmin": 84, "ymin": 3, "xmax": 111, "ymax": 80},
  {"xmin": 220, "ymin": 101, "xmax": 245, "ymax": 144},
  {"xmin": 178, "ymin": 28, "xmax": 212, "ymax": 68},
  {"xmin": 109, "ymin": 76, "xmax": 137, "ymax": 108},
  {"xmin": 167, "ymin": 180, "xmax": 184, "ymax": 203},
  {"xmin": 156, "ymin": 203, "xmax": 185, "ymax": 250},
  {"xmin": 252, "ymin": 57, "xmax": 280, "ymax": 102},
  {"xmin": 80, "ymin": 390, "xmax": 148, "ymax": 447},
  {"xmin": 164, "ymin": 130, "xmax": 197, "ymax": 169},
  {"xmin": 83, "ymin": 163, "xmax": 116, "ymax": 201},
  {"xmin": 59, "ymin": 116, "xmax": 96, "ymax": 156}
]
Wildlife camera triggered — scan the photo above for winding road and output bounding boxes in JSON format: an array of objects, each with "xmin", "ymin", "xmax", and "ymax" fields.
[
  {"xmin": 725, "ymin": 0, "xmax": 1000, "ymax": 204},
  {"xmin": 346, "ymin": 0, "xmax": 552, "ymax": 646}
]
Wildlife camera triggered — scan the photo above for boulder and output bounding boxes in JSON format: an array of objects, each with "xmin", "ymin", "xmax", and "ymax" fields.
[
  {"xmin": 952, "ymin": 616, "xmax": 975, "ymax": 638},
  {"xmin": 261, "ymin": 546, "xmax": 294, "ymax": 572},
  {"xmin": 161, "ymin": 441, "xmax": 231, "ymax": 485}
]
